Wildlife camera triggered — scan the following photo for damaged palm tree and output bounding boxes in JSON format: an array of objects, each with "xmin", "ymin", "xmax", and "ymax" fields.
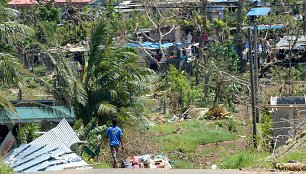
[
  {"xmin": 0, "ymin": 4, "xmax": 34, "ymax": 121},
  {"xmin": 49, "ymin": 19, "xmax": 155, "ymax": 124}
]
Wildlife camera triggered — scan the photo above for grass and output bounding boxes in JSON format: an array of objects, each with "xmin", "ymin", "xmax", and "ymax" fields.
[
  {"xmin": 278, "ymin": 150, "xmax": 306, "ymax": 163},
  {"xmin": 150, "ymin": 120, "xmax": 237, "ymax": 153},
  {"xmin": 219, "ymin": 150, "xmax": 268, "ymax": 169},
  {"xmin": 0, "ymin": 159, "xmax": 13, "ymax": 174},
  {"xmin": 92, "ymin": 161, "xmax": 112, "ymax": 169}
]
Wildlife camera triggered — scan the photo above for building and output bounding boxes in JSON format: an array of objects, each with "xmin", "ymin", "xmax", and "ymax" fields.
[
  {"xmin": 268, "ymin": 95, "xmax": 306, "ymax": 148},
  {"xmin": 8, "ymin": 0, "xmax": 93, "ymax": 8}
]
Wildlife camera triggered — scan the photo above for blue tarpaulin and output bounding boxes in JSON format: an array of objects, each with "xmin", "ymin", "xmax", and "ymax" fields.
[
  {"xmin": 257, "ymin": 25, "xmax": 284, "ymax": 30},
  {"xmin": 246, "ymin": 7, "xmax": 271, "ymax": 16},
  {"xmin": 242, "ymin": 25, "xmax": 285, "ymax": 30},
  {"xmin": 128, "ymin": 42, "xmax": 174, "ymax": 49}
]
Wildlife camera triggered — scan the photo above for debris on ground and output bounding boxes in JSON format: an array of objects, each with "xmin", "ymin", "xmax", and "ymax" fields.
[
  {"xmin": 188, "ymin": 108, "xmax": 209, "ymax": 120},
  {"xmin": 168, "ymin": 108, "xmax": 192, "ymax": 122},
  {"xmin": 206, "ymin": 105, "xmax": 230, "ymax": 120},
  {"xmin": 121, "ymin": 154, "xmax": 171, "ymax": 169},
  {"xmin": 3, "ymin": 119, "xmax": 90, "ymax": 173},
  {"xmin": 275, "ymin": 162, "xmax": 306, "ymax": 171}
]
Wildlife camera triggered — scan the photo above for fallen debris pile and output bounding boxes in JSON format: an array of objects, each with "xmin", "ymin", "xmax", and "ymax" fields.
[
  {"xmin": 276, "ymin": 162, "xmax": 306, "ymax": 171},
  {"xmin": 3, "ymin": 119, "xmax": 90, "ymax": 172},
  {"xmin": 121, "ymin": 154, "xmax": 171, "ymax": 169}
]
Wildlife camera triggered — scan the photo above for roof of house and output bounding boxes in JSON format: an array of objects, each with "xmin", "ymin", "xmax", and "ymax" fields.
[
  {"xmin": 8, "ymin": 0, "xmax": 93, "ymax": 7},
  {"xmin": 1, "ymin": 106, "xmax": 76, "ymax": 124},
  {"xmin": 270, "ymin": 96, "xmax": 306, "ymax": 105},
  {"xmin": 246, "ymin": 7, "xmax": 271, "ymax": 16},
  {"xmin": 276, "ymin": 96, "xmax": 306, "ymax": 105}
]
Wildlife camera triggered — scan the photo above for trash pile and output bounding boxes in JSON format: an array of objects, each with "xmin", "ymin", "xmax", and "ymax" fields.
[
  {"xmin": 168, "ymin": 108, "xmax": 192, "ymax": 123},
  {"xmin": 3, "ymin": 119, "xmax": 90, "ymax": 173},
  {"xmin": 121, "ymin": 154, "xmax": 172, "ymax": 169}
]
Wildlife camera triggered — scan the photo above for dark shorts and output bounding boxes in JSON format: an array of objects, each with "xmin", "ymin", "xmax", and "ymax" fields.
[{"xmin": 110, "ymin": 145, "xmax": 119, "ymax": 154}]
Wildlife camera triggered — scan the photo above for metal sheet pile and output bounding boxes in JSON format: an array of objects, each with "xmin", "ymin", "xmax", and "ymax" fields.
[{"xmin": 3, "ymin": 119, "xmax": 89, "ymax": 173}]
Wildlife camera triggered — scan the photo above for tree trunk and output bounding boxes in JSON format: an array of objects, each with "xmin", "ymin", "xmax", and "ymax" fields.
[
  {"xmin": 199, "ymin": 0, "xmax": 207, "ymax": 62},
  {"xmin": 236, "ymin": 0, "xmax": 244, "ymax": 72}
]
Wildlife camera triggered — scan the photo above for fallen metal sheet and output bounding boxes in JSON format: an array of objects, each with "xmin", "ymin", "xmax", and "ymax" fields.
[
  {"xmin": 45, "ymin": 161, "xmax": 89, "ymax": 171},
  {"xmin": 12, "ymin": 146, "xmax": 57, "ymax": 167},
  {"xmin": 23, "ymin": 160, "xmax": 63, "ymax": 172},
  {"xmin": 5, "ymin": 144, "xmax": 85, "ymax": 173},
  {"xmin": 12, "ymin": 145, "xmax": 45, "ymax": 164},
  {"xmin": 30, "ymin": 118, "xmax": 81, "ymax": 149},
  {"xmin": 4, "ymin": 119, "xmax": 88, "ymax": 172},
  {"xmin": 4, "ymin": 144, "xmax": 30, "ymax": 161}
]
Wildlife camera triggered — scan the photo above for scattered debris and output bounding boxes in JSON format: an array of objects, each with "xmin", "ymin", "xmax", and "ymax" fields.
[
  {"xmin": 275, "ymin": 163, "xmax": 306, "ymax": 171},
  {"xmin": 206, "ymin": 105, "xmax": 230, "ymax": 120},
  {"xmin": 188, "ymin": 108, "xmax": 209, "ymax": 120},
  {"xmin": 121, "ymin": 154, "xmax": 171, "ymax": 169}
]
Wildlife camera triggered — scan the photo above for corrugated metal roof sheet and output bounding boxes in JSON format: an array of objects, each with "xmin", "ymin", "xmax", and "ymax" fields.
[
  {"xmin": 30, "ymin": 119, "xmax": 80, "ymax": 149},
  {"xmin": 246, "ymin": 7, "xmax": 271, "ymax": 16},
  {"xmin": 4, "ymin": 145, "xmax": 87, "ymax": 173},
  {"xmin": 4, "ymin": 119, "xmax": 88, "ymax": 172},
  {"xmin": 2, "ymin": 106, "xmax": 76, "ymax": 124}
]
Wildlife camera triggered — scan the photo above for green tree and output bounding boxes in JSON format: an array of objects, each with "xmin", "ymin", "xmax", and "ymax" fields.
[{"xmin": 50, "ymin": 20, "xmax": 155, "ymax": 124}]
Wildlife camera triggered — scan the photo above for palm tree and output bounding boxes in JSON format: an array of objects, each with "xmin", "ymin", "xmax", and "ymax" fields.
[
  {"xmin": 50, "ymin": 20, "xmax": 155, "ymax": 124},
  {"xmin": 0, "ymin": 4, "xmax": 33, "ymax": 121}
]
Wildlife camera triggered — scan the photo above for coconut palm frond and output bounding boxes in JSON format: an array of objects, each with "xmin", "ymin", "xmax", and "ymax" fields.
[
  {"xmin": 0, "ymin": 22, "xmax": 34, "ymax": 37},
  {"xmin": 0, "ymin": 53, "xmax": 25, "ymax": 85},
  {"xmin": 96, "ymin": 102, "xmax": 117, "ymax": 115},
  {"xmin": 0, "ymin": 6, "xmax": 20, "ymax": 19},
  {"xmin": 0, "ymin": 95, "xmax": 16, "ymax": 121}
]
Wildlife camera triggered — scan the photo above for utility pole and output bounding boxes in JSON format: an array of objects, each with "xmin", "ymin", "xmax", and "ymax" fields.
[
  {"xmin": 253, "ymin": 24, "xmax": 259, "ymax": 123},
  {"xmin": 248, "ymin": 28, "xmax": 257, "ymax": 149}
]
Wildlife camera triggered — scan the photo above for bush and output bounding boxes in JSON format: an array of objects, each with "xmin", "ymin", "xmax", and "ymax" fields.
[
  {"xmin": 0, "ymin": 159, "xmax": 13, "ymax": 174},
  {"xmin": 17, "ymin": 123, "xmax": 40, "ymax": 144}
]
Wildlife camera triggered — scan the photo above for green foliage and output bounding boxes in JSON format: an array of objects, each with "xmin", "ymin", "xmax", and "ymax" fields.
[
  {"xmin": 0, "ymin": 159, "xmax": 13, "ymax": 174},
  {"xmin": 208, "ymin": 42, "xmax": 239, "ymax": 73},
  {"xmin": 92, "ymin": 161, "xmax": 112, "ymax": 168},
  {"xmin": 17, "ymin": 123, "xmax": 40, "ymax": 144},
  {"xmin": 38, "ymin": 5, "xmax": 60, "ymax": 21},
  {"xmin": 161, "ymin": 65, "xmax": 191, "ymax": 112},
  {"xmin": 73, "ymin": 118, "xmax": 107, "ymax": 150},
  {"xmin": 220, "ymin": 150, "xmax": 267, "ymax": 169},
  {"xmin": 33, "ymin": 65, "xmax": 48, "ymax": 76},
  {"xmin": 56, "ymin": 21, "xmax": 91, "ymax": 45},
  {"xmin": 213, "ymin": 19, "xmax": 226, "ymax": 29},
  {"xmin": 278, "ymin": 150, "xmax": 306, "ymax": 163},
  {"xmin": 261, "ymin": 111, "xmax": 272, "ymax": 151},
  {"xmin": 35, "ymin": 21, "xmax": 57, "ymax": 44},
  {"xmin": 215, "ymin": 119, "xmax": 238, "ymax": 133}
]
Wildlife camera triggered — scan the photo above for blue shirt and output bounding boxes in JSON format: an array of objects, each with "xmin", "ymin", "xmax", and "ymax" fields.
[{"xmin": 105, "ymin": 126, "xmax": 123, "ymax": 146}]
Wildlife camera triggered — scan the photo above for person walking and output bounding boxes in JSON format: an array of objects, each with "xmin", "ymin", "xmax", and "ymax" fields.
[{"xmin": 105, "ymin": 118, "xmax": 124, "ymax": 168}]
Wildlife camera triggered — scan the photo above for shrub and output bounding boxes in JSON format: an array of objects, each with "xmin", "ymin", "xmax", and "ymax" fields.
[
  {"xmin": 0, "ymin": 159, "xmax": 13, "ymax": 174},
  {"xmin": 17, "ymin": 123, "xmax": 40, "ymax": 144}
]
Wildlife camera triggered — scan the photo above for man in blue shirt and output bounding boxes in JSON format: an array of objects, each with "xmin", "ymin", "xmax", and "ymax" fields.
[{"xmin": 105, "ymin": 118, "xmax": 124, "ymax": 168}]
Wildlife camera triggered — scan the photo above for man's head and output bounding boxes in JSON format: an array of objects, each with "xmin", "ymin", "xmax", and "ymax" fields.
[{"xmin": 112, "ymin": 118, "xmax": 119, "ymax": 126}]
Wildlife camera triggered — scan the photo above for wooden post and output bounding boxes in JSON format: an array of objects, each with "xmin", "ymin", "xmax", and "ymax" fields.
[{"xmin": 248, "ymin": 28, "xmax": 257, "ymax": 149}]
